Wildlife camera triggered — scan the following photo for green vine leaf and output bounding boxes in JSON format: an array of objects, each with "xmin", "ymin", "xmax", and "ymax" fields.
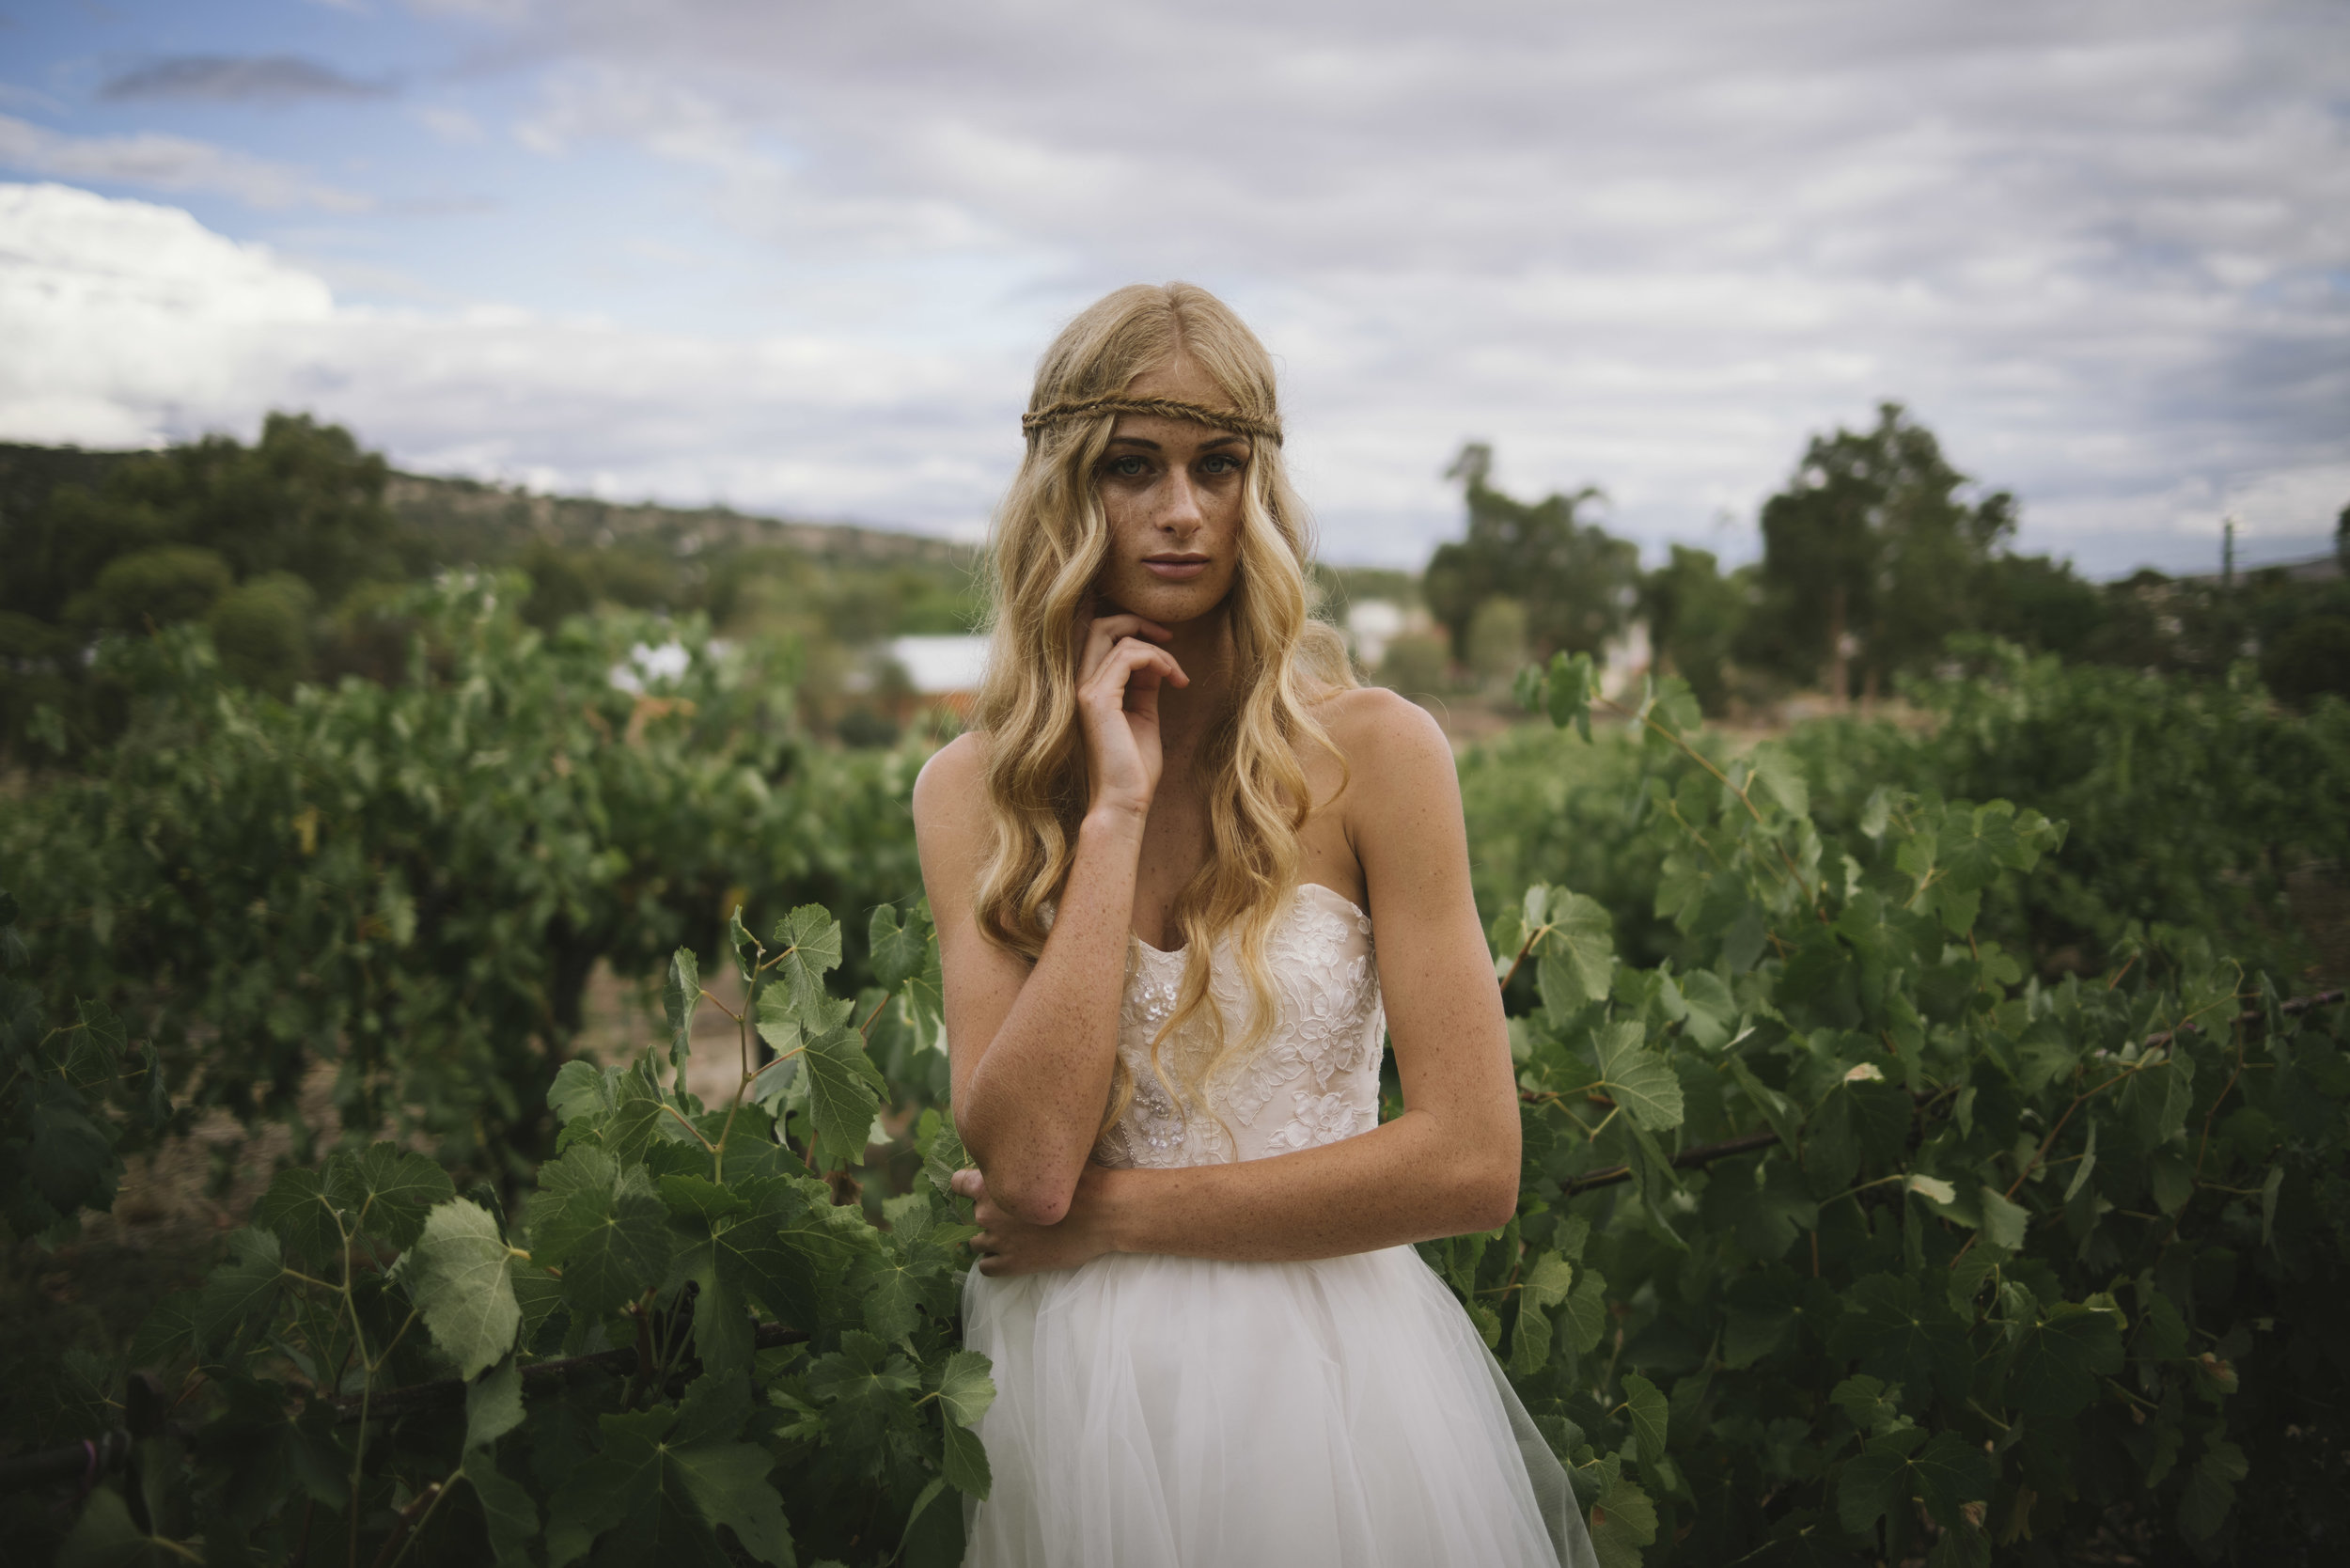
[
  {"xmin": 195, "ymin": 1226, "xmax": 284, "ymax": 1346},
  {"xmin": 1588, "ymin": 1461, "xmax": 1657, "ymax": 1568},
  {"xmin": 1622, "ymin": 1372, "xmax": 1669, "ymax": 1467},
  {"xmin": 251, "ymin": 1166, "xmax": 343, "ymax": 1267},
  {"xmin": 2006, "ymin": 1302, "xmax": 2125, "ymax": 1419},
  {"xmin": 802, "ymin": 1025, "xmax": 886, "ymax": 1169},
  {"xmin": 324, "ymin": 1142, "xmax": 454, "ymax": 1251},
  {"xmin": 1537, "ymin": 891, "xmax": 1616, "ymax": 1019},
  {"xmin": 870, "ymin": 902, "xmax": 929, "ymax": 991},
  {"xmin": 664, "ymin": 947, "xmax": 701, "ymax": 1076},
  {"xmin": 772, "ymin": 904, "xmax": 844, "ymax": 1023},
  {"xmin": 941, "ymin": 1411, "xmax": 992, "ymax": 1499},
  {"xmin": 462, "ymin": 1450, "xmax": 540, "ymax": 1567},
  {"xmin": 406, "ymin": 1198, "xmax": 522, "ymax": 1382},
  {"xmin": 545, "ymin": 1400, "xmax": 792, "ymax": 1568},
  {"xmin": 1524, "ymin": 1250, "xmax": 1574, "ymax": 1310},
  {"xmin": 934, "ymin": 1349, "xmax": 997, "ymax": 1429},
  {"xmin": 1592, "ymin": 1021, "xmax": 1684, "ymax": 1131},
  {"xmin": 466, "ymin": 1356, "xmax": 525, "ymax": 1451},
  {"xmin": 529, "ymin": 1148, "xmax": 676, "ymax": 1319}
]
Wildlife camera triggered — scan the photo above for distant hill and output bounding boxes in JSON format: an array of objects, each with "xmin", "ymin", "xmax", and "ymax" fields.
[
  {"xmin": 0, "ymin": 441, "xmax": 976, "ymax": 570},
  {"xmin": 384, "ymin": 472, "xmax": 978, "ymax": 569}
]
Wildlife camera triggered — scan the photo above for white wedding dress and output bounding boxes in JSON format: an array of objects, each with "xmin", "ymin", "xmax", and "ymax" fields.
[{"xmin": 962, "ymin": 883, "xmax": 1597, "ymax": 1568}]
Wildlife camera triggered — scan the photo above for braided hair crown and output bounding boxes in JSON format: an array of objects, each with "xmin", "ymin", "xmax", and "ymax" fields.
[
  {"xmin": 1021, "ymin": 394, "xmax": 1282, "ymax": 445},
  {"xmin": 1018, "ymin": 282, "xmax": 1283, "ymax": 448}
]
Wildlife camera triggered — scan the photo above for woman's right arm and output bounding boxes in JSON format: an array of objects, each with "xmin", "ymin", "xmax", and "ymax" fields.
[{"xmin": 909, "ymin": 616, "xmax": 1182, "ymax": 1225}]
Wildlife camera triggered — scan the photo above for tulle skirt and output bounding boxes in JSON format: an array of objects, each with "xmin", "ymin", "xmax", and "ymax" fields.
[{"xmin": 961, "ymin": 1245, "xmax": 1595, "ymax": 1568}]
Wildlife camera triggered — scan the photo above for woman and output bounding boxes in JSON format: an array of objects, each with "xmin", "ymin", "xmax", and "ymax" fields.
[{"xmin": 914, "ymin": 282, "xmax": 1595, "ymax": 1568}]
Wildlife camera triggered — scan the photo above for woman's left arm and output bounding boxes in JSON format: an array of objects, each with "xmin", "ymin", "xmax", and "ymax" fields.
[{"xmin": 958, "ymin": 690, "xmax": 1524, "ymax": 1274}]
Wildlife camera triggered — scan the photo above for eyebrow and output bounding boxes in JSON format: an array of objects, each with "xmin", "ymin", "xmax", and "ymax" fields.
[{"xmin": 1104, "ymin": 433, "xmax": 1248, "ymax": 451}]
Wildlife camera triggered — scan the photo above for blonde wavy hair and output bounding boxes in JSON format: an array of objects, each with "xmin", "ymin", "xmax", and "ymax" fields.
[{"xmin": 972, "ymin": 282, "xmax": 1355, "ymax": 1145}]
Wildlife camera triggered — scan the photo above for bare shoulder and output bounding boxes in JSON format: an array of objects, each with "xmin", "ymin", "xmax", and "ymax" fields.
[
  {"xmin": 912, "ymin": 729, "xmax": 990, "ymax": 831},
  {"xmin": 912, "ymin": 730, "xmax": 995, "ymax": 922},
  {"xmin": 1314, "ymin": 686, "xmax": 1455, "ymax": 803}
]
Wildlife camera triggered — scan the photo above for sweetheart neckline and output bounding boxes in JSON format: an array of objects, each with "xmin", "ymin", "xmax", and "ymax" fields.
[{"xmin": 1129, "ymin": 881, "xmax": 1369, "ymax": 959}]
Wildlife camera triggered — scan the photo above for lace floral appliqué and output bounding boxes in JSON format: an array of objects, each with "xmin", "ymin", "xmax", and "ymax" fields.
[{"xmin": 1094, "ymin": 885, "xmax": 1384, "ymax": 1169}]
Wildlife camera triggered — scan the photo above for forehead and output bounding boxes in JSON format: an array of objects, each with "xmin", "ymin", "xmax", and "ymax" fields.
[
  {"xmin": 1122, "ymin": 352, "xmax": 1223, "ymax": 404},
  {"xmin": 1110, "ymin": 353, "xmax": 1248, "ymax": 449}
]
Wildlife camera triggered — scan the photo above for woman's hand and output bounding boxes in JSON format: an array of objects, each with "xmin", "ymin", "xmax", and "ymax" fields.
[
  {"xmin": 953, "ymin": 1165, "xmax": 1121, "ymax": 1277},
  {"xmin": 1074, "ymin": 607, "xmax": 1186, "ymax": 823}
]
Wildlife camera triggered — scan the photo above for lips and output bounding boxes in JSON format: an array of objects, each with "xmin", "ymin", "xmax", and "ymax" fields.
[{"xmin": 1142, "ymin": 554, "xmax": 1211, "ymax": 580}]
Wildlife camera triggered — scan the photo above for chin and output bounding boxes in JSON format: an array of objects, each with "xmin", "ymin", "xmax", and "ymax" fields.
[{"xmin": 1104, "ymin": 576, "xmax": 1232, "ymax": 625}]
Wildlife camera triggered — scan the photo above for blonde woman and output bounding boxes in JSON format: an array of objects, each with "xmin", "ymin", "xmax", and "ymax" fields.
[{"xmin": 915, "ymin": 283, "xmax": 1595, "ymax": 1568}]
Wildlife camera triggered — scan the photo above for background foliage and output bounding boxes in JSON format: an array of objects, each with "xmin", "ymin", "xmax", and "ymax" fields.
[
  {"xmin": 1441, "ymin": 655, "xmax": 2347, "ymax": 1566},
  {"xmin": 0, "ymin": 578, "xmax": 924, "ymax": 1176},
  {"xmin": 9, "ymin": 902, "xmax": 995, "ymax": 1567},
  {"xmin": 3, "ymin": 414, "xmax": 2344, "ymax": 1565}
]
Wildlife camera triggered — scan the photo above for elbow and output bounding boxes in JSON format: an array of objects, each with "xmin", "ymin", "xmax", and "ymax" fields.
[
  {"xmin": 992, "ymin": 1176, "xmax": 1074, "ymax": 1228},
  {"xmin": 1455, "ymin": 1144, "xmax": 1522, "ymax": 1233},
  {"xmin": 956, "ymin": 1118, "xmax": 1081, "ymax": 1227},
  {"xmin": 1463, "ymin": 1171, "xmax": 1521, "ymax": 1234}
]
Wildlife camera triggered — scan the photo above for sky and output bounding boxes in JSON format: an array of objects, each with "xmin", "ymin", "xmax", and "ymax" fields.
[{"xmin": 1, "ymin": 0, "xmax": 2344, "ymax": 575}]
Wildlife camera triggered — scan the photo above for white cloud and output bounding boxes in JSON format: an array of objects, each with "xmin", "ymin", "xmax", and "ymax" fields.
[
  {"xmin": 0, "ymin": 183, "xmax": 334, "ymax": 446},
  {"xmin": 9, "ymin": 1, "xmax": 2347, "ymax": 573},
  {"xmin": 374, "ymin": 0, "xmax": 2347, "ymax": 572},
  {"xmin": 0, "ymin": 115, "xmax": 370, "ymax": 212},
  {"xmin": 0, "ymin": 181, "xmax": 1018, "ymax": 531}
]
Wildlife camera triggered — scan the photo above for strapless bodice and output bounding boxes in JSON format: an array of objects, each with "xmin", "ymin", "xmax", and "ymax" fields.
[{"xmin": 1092, "ymin": 883, "xmax": 1386, "ymax": 1169}]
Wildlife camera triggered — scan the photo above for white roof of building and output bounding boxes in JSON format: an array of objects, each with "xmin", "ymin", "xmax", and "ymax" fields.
[{"xmin": 888, "ymin": 634, "xmax": 991, "ymax": 695}]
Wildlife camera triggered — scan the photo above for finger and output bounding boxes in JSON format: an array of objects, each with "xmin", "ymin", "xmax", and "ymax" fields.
[
  {"xmin": 949, "ymin": 1168, "xmax": 983, "ymax": 1199},
  {"xmin": 1082, "ymin": 640, "xmax": 1188, "ymax": 706},
  {"xmin": 1077, "ymin": 614, "xmax": 1174, "ymax": 681}
]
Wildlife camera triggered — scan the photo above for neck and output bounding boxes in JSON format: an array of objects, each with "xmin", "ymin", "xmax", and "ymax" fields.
[{"xmin": 1154, "ymin": 606, "xmax": 1236, "ymax": 755}]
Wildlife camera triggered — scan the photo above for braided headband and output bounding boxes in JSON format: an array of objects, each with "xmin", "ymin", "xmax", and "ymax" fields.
[{"xmin": 1021, "ymin": 395, "xmax": 1282, "ymax": 445}]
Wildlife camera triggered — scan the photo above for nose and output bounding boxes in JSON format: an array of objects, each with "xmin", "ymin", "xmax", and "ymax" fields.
[{"xmin": 1157, "ymin": 466, "xmax": 1205, "ymax": 536}]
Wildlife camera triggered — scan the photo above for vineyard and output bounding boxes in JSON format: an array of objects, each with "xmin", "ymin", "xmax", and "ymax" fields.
[{"xmin": 3, "ymin": 586, "xmax": 2346, "ymax": 1566}]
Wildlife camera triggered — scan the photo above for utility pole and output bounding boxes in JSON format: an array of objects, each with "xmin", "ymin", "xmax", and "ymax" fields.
[{"xmin": 2222, "ymin": 516, "xmax": 2235, "ymax": 589}]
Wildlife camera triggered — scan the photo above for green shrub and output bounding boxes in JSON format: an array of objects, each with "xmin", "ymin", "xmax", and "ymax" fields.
[
  {"xmin": 0, "ymin": 890, "xmax": 175, "ymax": 1244},
  {"xmin": 1468, "ymin": 596, "xmax": 1531, "ymax": 682},
  {"xmin": 87, "ymin": 545, "xmax": 232, "ymax": 630},
  {"xmin": 1462, "ymin": 642, "xmax": 2350, "ymax": 988},
  {"xmin": 1376, "ymin": 631, "xmax": 1451, "ymax": 695},
  {"xmin": 1459, "ymin": 652, "xmax": 2350, "ymax": 1565},
  {"xmin": 18, "ymin": 636, "xmax": 2348, "ymax": 1566},
  {"xmin": 2261, "ymin": 615, "xmax": 2350, "ymax": 711},
  {"xmin": 0, "ymin": 578, "xmax": 926, "ymax": 1173},
  {"xmin": 16, "ymin": 903, "xmax": 993, "ymax": 1567},
  {"xmin": 1790, "ymin": 641, "xmax": 2350, "ymax": 980},
  {"xmin": 207, "ymin": 571, "xmax": 318, "ymax": 696}
]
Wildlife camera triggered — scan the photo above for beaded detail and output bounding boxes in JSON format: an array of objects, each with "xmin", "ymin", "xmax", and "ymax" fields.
[{"xmin": 1093, "ymin": 885, "xmax": 1384, "ymax": 1169}]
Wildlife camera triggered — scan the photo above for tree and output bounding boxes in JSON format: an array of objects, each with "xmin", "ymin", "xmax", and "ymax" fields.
[
  {"xmin": 1465, "ymin": 596, "xmax": 1529, "ymax": 683},
  {"xmin": 39, "ymin": 414, "xmax": 400, "ymax": 622},
  {"xmin": 1973, "ymin": 551, "xmax": 2107, "ymax": 662},
  {"xmin": 1637, "ymin": 545, "xmax": 1749, "ymax": 715},
  {"xmin": 2262, "ymin": 615, "xmax": 2350, "ymax": 709},
  {"xmin": 1424, "ymin": 445, "xmax": 1637, "ymax": 663},
  {"xmin": 1747, "ymin": 403, "xmax": 2015, "ymax": 702},
  {"xmin": 88, "ymin": 545, "xmax": 232, "ymax": 632},
  {"xmin": 207, "ymin": 572, "xmax": 317, "ymax": 697}
]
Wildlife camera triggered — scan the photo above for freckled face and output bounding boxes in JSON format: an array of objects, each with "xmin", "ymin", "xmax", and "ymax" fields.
[{"xmin": 1091, "ymin": 356, "xmax": 1252, "ymax": 626}]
